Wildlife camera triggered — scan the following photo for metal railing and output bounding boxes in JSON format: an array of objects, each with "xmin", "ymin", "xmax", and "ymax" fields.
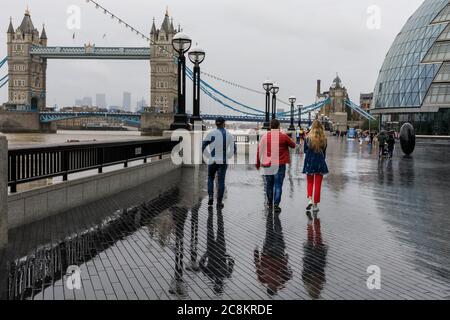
[
  {"xmin": 234, "ymin": 135, "xmax": 251, "ymax": 143},
  {"xmin": 7, "ymin": 138, "xmax": 178, "ymax": 193}
]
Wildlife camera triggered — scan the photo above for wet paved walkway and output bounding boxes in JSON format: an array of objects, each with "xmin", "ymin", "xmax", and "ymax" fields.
[{"xmin": 1, "ymin": 138, "xmax": 450, "ymax": 300}]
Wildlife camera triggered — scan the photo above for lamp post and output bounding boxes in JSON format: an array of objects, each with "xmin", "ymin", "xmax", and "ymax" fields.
[
  {"xmin": 308, "ymin": 111, "xmax": 312, "ymax": 127},
  {"xmin": 263, "ymin": 80, "xmax": 273, "ymax": 130},
  {"xmin": 288, "ymin": 96, "xmax": 296, "ymax": 131},
  {"xmin": 188, "ymin": 46, "xmax": 206, "ymax": 126},
  {"xmin": 271, "ymin": 83, "xmax": 279, "ymax": 120},
  {"xmin": 170, "ymin": 32, "xmax": 192, "ymax": 131},
  {"xmin": 297, "ymin": 103, "xmax": 303, "ymax": 127}
]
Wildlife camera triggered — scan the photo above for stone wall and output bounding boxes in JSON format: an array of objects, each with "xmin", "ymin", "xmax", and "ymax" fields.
[
  {"xmin": 0, "ymin": 111, "xmax": 56, "ymax": 133},
  {"xmin": 141, "ymin": 112, "xmax": 174, "ymax": 136},
  {"xmin": 7, "ymin": 158, "xmax": 181, "ymax": 229}
]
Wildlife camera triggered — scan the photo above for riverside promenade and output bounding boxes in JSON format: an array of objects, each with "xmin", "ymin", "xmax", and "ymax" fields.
[{"xmin": 1, "ymin": 138, "xmax": 449, "ymax": 300}]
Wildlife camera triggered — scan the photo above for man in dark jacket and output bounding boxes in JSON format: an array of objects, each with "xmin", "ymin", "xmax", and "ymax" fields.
[
  {"xmin": 202, "ymin": 117, "xmax": 236, "ymax": 208},
  {"xmin": 377, "ymin": 132, "xmax": 387, "ymax": 158},
  {"xmin": 387, "ymin": 132, "xmax": 396, "ymax": 159}
]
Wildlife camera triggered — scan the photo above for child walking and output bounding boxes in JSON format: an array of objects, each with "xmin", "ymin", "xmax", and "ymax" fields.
[{"xmin": 303, "ymin": 120, "xmax": 329, "ymax": 213}]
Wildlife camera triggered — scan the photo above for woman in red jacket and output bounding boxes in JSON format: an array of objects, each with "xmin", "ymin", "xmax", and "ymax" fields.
[{"xmin": 256, "ymin": 120, "xmax": 296, "ymax": 213}]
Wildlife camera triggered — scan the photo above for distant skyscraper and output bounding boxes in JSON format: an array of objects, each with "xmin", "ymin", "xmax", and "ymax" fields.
[
  {"xmin": 75, "ymin": 99, "xmax": 83, "ymax": 106},
  {"xmin": 123, "ymin": 92, "xmax": 131, "ymax": 112},
  {"xmin": 81, "ymin": 97, "xmax": 93, "ymax": 107},
  {"xmin": 136, "ymin": 97, "xmax": 147, "ymax": 109},
  {"xmin": 96, "ymin": 93, "xmax": 107, "ymax": 109}
]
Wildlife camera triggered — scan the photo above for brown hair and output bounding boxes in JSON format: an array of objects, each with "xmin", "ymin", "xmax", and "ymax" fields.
[
  {"xmin": 270, "ymin": 119, "xmax": 280, "ymax": 130},
  {"xmin": 309, "ymin": 120, "xmax": 327, "ymax": 152}
]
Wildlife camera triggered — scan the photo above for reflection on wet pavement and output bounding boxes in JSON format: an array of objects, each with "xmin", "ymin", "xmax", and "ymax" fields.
[{"xmin": 1, "ymin": 138, "xmax": 450, "ymax": 300}]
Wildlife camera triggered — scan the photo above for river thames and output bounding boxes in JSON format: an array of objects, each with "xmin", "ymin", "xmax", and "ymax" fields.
[{"xmin": 4, "ymin": 130, "xmax": 148, "ymax": 147}]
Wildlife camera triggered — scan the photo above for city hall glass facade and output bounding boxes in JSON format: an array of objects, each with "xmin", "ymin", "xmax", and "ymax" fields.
[{"xmin": 372, "ymin": 0, "xmax": 450, "ymax": 135}]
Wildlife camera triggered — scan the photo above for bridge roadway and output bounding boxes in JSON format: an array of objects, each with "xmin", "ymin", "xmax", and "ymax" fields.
[
  {"xmin": 38, "ymin": 111, "xmax": 301, "ymax": 125},
  {"xmin": 1, "ymin": 138, "xmax": 449, "ymax": 300},
  {"xmin": 30, "ymin": 46, "xmax": 151, "ymax": 60}
]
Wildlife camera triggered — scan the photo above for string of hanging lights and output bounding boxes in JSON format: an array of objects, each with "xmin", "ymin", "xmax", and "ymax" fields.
[{"xmin": 84, "ymin": 0, "xmax": 291, "ymax": 107}]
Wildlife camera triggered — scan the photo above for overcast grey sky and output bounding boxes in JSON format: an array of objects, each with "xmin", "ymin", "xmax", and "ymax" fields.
[{"xmin": 0, "ymin": 0, "xmax": 424, "ymax": 113}]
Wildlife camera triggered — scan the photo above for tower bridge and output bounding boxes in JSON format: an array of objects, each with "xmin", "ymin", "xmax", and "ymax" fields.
[
  {"xmin": 0, "ymin": 9, "xmax": 179, "ymax": 133},
  {"xmin": 0, "ymin": 9, "xmax": 374, "ymax": 134}
]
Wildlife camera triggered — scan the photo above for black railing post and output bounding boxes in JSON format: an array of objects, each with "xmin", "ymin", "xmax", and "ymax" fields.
[
  {"xmin": 98, "ymin": 147, "xmax": 104, "ymax": 174},
  {"xmin": 124, "ymin": 146, "xmax": 129, "ymax": 168},
  {"xmin": 62, "ymin": 150, "xmax": 68, "ymax": 181},
  {"xmin": 10, "ymin": 155, "xmax": 17, "ymax": 193}
]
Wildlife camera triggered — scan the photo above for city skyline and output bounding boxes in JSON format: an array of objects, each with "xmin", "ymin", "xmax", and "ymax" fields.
[
  {"xmin": 0, "ymin": 0, "xmax": 423, "ymax": 114},
  {"xmin": 72, "ymin": 92, "xmax": 145, "ymax": 111}
]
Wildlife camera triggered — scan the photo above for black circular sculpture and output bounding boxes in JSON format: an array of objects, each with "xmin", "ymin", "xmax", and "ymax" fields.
[{"xmin": 400, "ymin": 123, "xmax": 416, "ymax": 155}]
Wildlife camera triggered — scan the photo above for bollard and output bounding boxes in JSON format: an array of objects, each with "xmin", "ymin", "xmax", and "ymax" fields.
[
  {"xmin": 400, "ymin": 123, "xmax": 416, "ymax": 155},
  {"xmin": 0, "ymin": 134, "xmax": 8, "ymax": 248}
]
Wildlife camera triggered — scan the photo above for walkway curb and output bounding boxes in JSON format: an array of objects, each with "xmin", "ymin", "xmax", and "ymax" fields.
[{"xmin": 0, "ymin": 135, "xmax": 8, "ymax": 247}]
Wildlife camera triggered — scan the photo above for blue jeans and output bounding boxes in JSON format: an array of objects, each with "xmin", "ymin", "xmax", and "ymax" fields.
[
  {"xmin": 208, "ymin": 163, "xmax": 228, "ymax": 202},
  {"xmin": 264, "ymin": 165, "xmax": 286, "ymax": 206}
]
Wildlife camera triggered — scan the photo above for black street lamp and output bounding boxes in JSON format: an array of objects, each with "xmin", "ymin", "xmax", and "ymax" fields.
[
  {"xmin": 188, "ymin": 46, "xmax": 206, "ymax": 127},
  {"xmin": 288, "ymin": 96, "xmax": 296, "ymax": 131},
  {"xmin": 271, "ymin": 83, "xmax": 279, "ymax": 120},
  {"xmin": 297, "ymin": 103, "xmax": 303, "ymax": 127},
  {"xmin": 263, "ymin": 79, "xmax": 273, "ymax": 130},
  {"xmin": 170, "ymin": 32, "xmax": 192, "ymax": 131}
]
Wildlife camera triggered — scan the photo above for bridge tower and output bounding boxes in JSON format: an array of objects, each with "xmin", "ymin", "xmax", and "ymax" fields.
[
  {"xmin": 319, "ymin": 74, "xmax": 349, "ymax": 133},
  {"xmin": 149, "ymin": 9, "xmax": 178, "ymax": 114},
  {"xmin": 329, "ymin": 74, "xmax": 348, "ymax": 114},
  {"xmin": 7, "ymin": 9, "xmax": 47, "ymax": 111}
]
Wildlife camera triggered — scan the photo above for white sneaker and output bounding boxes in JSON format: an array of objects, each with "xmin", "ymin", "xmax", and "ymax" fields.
[
  {"xmin": 306, "ymin": 199, "xmax": 313, "ymax": 211},
  {"xmin": 313, "ymin": 204, "xmax": 320, "ymax": 213}
]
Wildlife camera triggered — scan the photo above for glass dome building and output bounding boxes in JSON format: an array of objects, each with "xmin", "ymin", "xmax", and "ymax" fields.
[{"xmin": 372, "ymin": 0, "xmax": 450, "ymax": 134}]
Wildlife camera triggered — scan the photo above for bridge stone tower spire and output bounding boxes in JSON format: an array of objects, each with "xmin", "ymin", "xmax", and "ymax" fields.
[
  {"xmin": 7, "ymin": 9, "xmax": 47, "ymax": 111},
  {"xmin": 150, "ymin": 10, "xmax": 178, "ymax": 113},
  {"xmin": 329, "ymin": 73, "xmax": 348, "ymax": 114},
  {"xmin": 327, "ymin": 73, "xmax": 349, "ymax": 133}
]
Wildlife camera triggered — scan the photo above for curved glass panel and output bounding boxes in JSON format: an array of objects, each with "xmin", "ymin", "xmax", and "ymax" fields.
[
  {"xmin": 423, "ymin": 41, "xmax": 450, "ymax": 62},
  {"xmin": 423, "ymin": 83, "xmax": 450, "ymax": 104},
  {"xmin": 372, "ymin": 0, "xmax": 448, "ymax": 110},
  {"xmin": 432, "ymin": 3, "xmax": 450, "ymax": 23},
  {"xmin": 434, "ymin": 62, "xmax": 450, "ymax": 81},
  {"xmin": 437, "ymin": 24, "xmax": 450, "ymax": 40}
]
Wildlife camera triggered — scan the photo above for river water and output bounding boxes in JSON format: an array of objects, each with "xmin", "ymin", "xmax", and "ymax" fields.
[{"xmin": 3, "ymin": 130, "xmax": 148, "ymax": 147}]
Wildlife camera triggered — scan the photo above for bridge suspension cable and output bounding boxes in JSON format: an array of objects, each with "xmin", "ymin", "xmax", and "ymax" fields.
[
  {"xmin": 345, "ymin": 99, "xmax": 376, "ymax": 121},
  {"xmin": 0, "ymin": 78, "xmax": 8, "ymax": 89},
  {"xmin": 276, "ymin": 98, "xmax": 330, "ymax": 116},
  {"xmin": 0, "ymin": 57, "xmax": 7, "ymax": 69},
  {"xmin": 185, "ymin": 67, "xmax": 264, "ymax": 114},
  {"xmin": 84, "ymin": 0, "xmax": 292, "ymax": 107},
  {"xmin": 185, "ymin": 69, "xmax": 263, "ymax": 116}
]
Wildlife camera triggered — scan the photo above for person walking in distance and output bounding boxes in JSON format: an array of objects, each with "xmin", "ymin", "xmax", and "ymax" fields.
[
  {"xmin": 386, "ymin": 131, "xmax": 396, "ymax": 159},
  {"xmin": 303, "ymin": 120, "xmax": 329, "ymax": 213},
  {"xmin": 202, "ymin": 117, "xmax": 236, "ymax": 208},
  {"xmin": 256, "ymin": 119, "xmax": 296, "ymax": 213}
]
